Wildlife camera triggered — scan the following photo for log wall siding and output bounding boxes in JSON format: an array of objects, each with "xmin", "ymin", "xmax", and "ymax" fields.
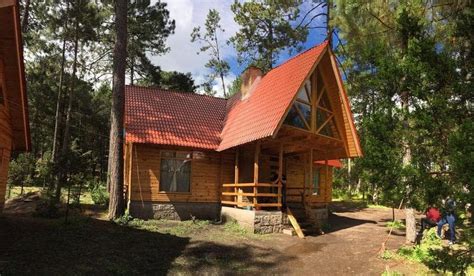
[
  {"xmin": 128, "ymin": 144, "xmax": 234, "ymax": 203},
  {"xmin": 0, "ymin": 61, "xmax": 12, "ymax": 209},
  {"xmin": 286, "ymin": 154, "xmax": 332, "ymax": 205}
]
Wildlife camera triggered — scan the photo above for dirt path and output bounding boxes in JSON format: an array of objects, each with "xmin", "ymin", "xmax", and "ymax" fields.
[{"xmin": 264, "ymin": 203, "xmax": 417, "ymax": 275}]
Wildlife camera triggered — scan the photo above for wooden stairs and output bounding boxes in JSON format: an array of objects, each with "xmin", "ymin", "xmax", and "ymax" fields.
[{"xmin": 284, "ymin": 203, "xmax": 319, "ymax": 238}]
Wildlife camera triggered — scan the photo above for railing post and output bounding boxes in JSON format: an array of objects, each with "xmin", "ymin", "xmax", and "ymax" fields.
[
  {"xmin": 278, "ymin": 143, "xmax": 283, "ymax": 210},
  {"xmin": 253, "ymin": 142, "xmax": 260, "ymax": 209},
  {"xmin": 234, "ymin": 149, "xmax": 239, "ymax": 207}
]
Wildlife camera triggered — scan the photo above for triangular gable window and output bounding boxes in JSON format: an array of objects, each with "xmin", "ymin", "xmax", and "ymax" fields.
[
  {"xmin": 284, "ymin": 68, "xmax": 341, "ymax": 139},
  {"xmin": 284, "ymin": 80, "xmax": 312, "ymax": 130}
]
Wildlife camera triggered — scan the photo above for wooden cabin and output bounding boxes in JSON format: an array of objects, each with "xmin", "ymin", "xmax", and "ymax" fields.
[
  {"xmin": 0, "ymin": 0, "xmax": 31, "ymax": 210},
  {"xmin": 124, "ymin": 41, "xmax": 362, "ymax": 233}
]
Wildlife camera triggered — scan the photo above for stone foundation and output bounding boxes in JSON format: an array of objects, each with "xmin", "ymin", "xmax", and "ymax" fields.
[
  {"xmin": 129, "ymin": 201, "xmax": 220, "ymax": 221},
  {"xmin": 221, "ymin": 207, "xmax": 286, "ymax": 234}
]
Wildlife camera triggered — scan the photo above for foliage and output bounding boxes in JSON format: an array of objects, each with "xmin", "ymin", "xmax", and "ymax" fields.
[
  {"xmin": 226, "ymin": 76, "xmax": 242, "ymax": 98},
  {"xmin": 159, "ymin": 71, "xmax": 197, "ymax": 92},
  {"xmin": 386, "ymin": 220, "xmax": 405, "ymax": 230},
  {"xmin": 88, "ymin": 179, "xmax": 109, "ymax": 206},
  {"xmin": 191, "ymin": 9, "xmax": 230, "ymax": 97},
  {"xmin": 230, "ymin": 0, "xmax": 325, "ymax": 72},
  {"xmin": 398, "ymin": 228, "xmax": 473, "ymax": 275},
  {"xmin": 333, "ymin": 0, "xmax": 473, "ymax": 212},
  {"xmin": 7, "ymin": 153, "xmax": 36, "ymax": 188},
  {"xmin": 127, "ymin": 0, "xmax": 175, "ymax": 85}
]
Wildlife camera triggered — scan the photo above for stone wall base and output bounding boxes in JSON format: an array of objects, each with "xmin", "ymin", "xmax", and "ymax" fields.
[
  {"xmin": 129, "ymin": 201, "xmax": 220, "ymax": 221},
  {"xmin": 221, "ymin": 207, "xmax": 286, "ymax": 234}
]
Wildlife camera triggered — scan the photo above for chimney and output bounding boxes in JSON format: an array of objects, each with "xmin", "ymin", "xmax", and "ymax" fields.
[{"xmin": 240, "ymin": 66, "xmax": 263, "ymax": 100}]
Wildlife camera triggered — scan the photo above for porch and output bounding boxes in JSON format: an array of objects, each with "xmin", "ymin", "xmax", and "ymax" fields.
[{"xmin": 221, "ymin": 125, "xmax": 341, "ymax": 212}]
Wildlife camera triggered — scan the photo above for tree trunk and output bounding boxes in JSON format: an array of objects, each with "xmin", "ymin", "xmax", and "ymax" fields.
[
  {"xmin": 55, "ymin": 22, "xmax": 79, "ymax": 202},
  {"xmin": 51, "ymin": 3, "xmax": 69, "ymax": 195},
  {"xmin": 21, "ymin": 0, "xmax": 31, "ymax": 33},
  {"xmin": 107, "ymin": 0, "xmax": 128, "ymax": 220},
  {"xmin": 405, "ymin": 208, "xmax": 416, "ymax": 243}
]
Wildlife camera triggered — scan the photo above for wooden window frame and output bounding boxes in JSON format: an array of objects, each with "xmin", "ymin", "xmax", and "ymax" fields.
[
  {"xmin": 159, "ymin": 150, "xmax": 192, "ymax": 194},
  {"xmin": 284, "ymin": 67, "xmax": 342, "ymax": 141},
  {"xmin": 312, "ymin": 166, "xmax": 321, "ymax": 195}
]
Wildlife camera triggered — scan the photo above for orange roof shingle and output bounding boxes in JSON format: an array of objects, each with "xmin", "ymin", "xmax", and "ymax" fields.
[
  {"xmin": 218, "ymin": 42, "xmax": 328, "ymax": 151},
  {"xmin": 125, "ymin": 86, "xmax": 227, "ymax": 149}
]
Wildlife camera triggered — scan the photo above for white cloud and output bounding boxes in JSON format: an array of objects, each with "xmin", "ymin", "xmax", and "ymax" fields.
[{"xmin": 149, "ymin": 0, "xmax": 239, "ymax": 97}]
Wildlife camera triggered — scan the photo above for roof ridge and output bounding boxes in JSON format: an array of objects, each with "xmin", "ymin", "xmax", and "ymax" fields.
[
  {"xmin": 270, "ymin": 40, "xmax": 328, "ymax": 71},
  {"xmin": 126, "ymin": 85, "xmax": 228, "ymax": 101}
]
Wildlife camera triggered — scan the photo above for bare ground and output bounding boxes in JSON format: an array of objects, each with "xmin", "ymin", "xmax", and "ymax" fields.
[{"xmin": 0, "ymin": 197, "xmax": 424, "ymax": 275}]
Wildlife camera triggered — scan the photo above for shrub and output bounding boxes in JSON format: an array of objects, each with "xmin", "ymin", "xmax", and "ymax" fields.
[{"xmin": 88, "ymin": 180, "xmax": 109, "ymax": 206}]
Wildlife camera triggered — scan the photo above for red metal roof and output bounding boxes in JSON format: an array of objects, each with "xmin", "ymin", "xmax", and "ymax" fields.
[
  {"xmin": 315, "ymin": 160, "xmax": 343, "ymax": 168},
  {"xmin": 217, "ymin": 42, "xmax": 328, "ymax": 151},
  {"xmin": 125, "ymin": 86, "xmax": 227, "ymax": 149}
]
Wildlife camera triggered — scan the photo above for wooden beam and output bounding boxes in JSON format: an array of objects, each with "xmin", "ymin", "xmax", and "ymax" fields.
[
  {"xmin": 0, "ymin": 0, "xmax": 15, "ymax": 8},
  {"xmin": 309, "ymin": 148, "xmax": 313, "ymax": 197},
  {"xmin": 287, "ymin": 208, "xmax": 305, "ymax": 238},
  {"xmin": 234, "ymin": 149, "xmax": 239, "ymax": 205},
  {"xmin": 253, "ymin": 141, "xmax": 260, "ymax": 208},
  {"xmin": 278, "ymin": 143, "xmax": 283, "ymax": 210}
]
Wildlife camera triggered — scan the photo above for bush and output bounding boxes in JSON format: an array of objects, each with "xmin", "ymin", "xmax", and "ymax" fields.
[{"xmin": 88, "ymin": 180, "xmax": 109, "ymax": 206}]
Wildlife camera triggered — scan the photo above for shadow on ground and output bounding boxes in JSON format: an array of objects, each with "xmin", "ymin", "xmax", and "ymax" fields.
[
  {"xmin": 0, "ymin": 213, "xmax": 293, "ymax": 274},
  {"xmin": 326, "ymin": 213, "xmax": 377, "ymax": 233},
  {"xmin": 329, "ymin": 201, "xmax": 368, "ymax": 213}
]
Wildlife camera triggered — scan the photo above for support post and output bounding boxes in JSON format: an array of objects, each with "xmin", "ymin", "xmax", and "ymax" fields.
[
  {"xmin": 308, "ymin": 148, "xmax": 313, "ymax": 203},
  {"xmin": 234, "ymin": 149, "xmax": 239, "ymax": 206},
  {"xmin": 325, "ymin": 157, "xmax": 329, "ymax": 202},
  {"xmin": 278, "ymin": 143, "xmax": 283, "ymax": 210},
  {"xmin": 253, "ymin": 142, "xmax": 260, "ymax": 209}
]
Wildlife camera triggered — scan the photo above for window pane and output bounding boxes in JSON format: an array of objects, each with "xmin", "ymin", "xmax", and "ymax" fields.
[
  {"xmin": 318, "ymin": 90, "xmax": 331, "ymax": 109},
  {"xmin": 297, "ymin": 87, "xmax": 310, "ymax": 102},
  {"xmin": 317, "ymin": 70, "xmax": 324, "ymax": 95},
  {"xmin": 160, "ymin": 159, "xmax": 175, "ymax": 192},
  {"xmin": 316, "ymin": 109, "xmax": 328, "ymax": 127},
  {"xmin": 160, "ymin": 158, "xmax": 191, "ymax": 192},
  {"xmin": 284, "ymin": 105, "xmax": 307, "ymax": 129},
  {"xmin": 175, "ymin": 160, "xmax": 191, "ymax": 192},
  {"xmin": 295, "ymin": 102, "xmax": 311, "ymax": 126},
  {"xmin": 313, "ymin": 167, "xmax": 320, "ymax": 194}
]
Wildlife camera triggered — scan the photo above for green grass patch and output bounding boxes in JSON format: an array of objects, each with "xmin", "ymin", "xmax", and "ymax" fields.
[
  {"xmin": 367, "ymin": 204, "xmax": 390, "ymax": 209},
  {"xmin": 128, "ymin": 219, "xmax": 210, "ymax": 236},
  {"xmin": 386, "ymin": 220, "xmax": 405, "ymax": 230}
]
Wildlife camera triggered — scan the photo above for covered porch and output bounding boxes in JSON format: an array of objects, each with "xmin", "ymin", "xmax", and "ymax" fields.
[{"xmin": 221, "ymin": 125, "xmax": 345, "ymax": 211}]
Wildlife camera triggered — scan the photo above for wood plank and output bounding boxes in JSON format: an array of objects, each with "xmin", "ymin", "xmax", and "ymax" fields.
[
  {"xmin": 221, "ymin": 200, "xmax": 254, "ymax": 207},
  {"xmin": 256, "ymin": 203, "xmax": 282, "ymax": 207},
  {"xmin": 287, "ymin": 207, "xmax": 305, "ymax": 238},
  {"xmin": 222, "ymin": 192, "xmax": 279, "ymax": 197},
  {"xmin": 253, "ymin": 142, "xmax": 260, "ymax": 207}
]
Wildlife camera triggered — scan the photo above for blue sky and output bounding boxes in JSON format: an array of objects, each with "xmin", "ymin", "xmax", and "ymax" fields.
[{"xmin": 151, "ymin": 0, "xmax": 328, "ymax": 96}]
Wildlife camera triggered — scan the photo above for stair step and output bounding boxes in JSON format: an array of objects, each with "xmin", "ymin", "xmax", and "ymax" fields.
[{"xmin": 282, "ymin": 228, "xmax": 296, "ymax": 236}]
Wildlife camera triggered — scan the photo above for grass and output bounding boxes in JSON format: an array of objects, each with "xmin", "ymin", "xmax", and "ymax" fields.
[
  {"xmin": 386, "ymin": 220, "xmax": 405, "ymax": 230},
  {"xmin": 128, "ymin": 219, "xmax": 211, "ymax": 236},
  {"xmin": 7, "ymin": 186, "xmax": 94, "ymax": 205}
]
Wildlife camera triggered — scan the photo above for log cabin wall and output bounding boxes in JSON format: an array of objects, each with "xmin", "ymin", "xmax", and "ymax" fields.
[
  {"xmin": 128, "ymin": 144, "xmax": 234, "ymax": 203},
  {"xmin": 285, "ymin": 153, "xmax": 333, "ymax": 206},
  {"xmin": 0, "ymin": 57, "xmax": 12, "ymax": 209}
]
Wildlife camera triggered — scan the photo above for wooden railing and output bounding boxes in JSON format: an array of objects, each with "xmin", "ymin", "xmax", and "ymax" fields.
[{"xmin": 221, "ymin": 182, "xmax": 282, "ymax": 209}]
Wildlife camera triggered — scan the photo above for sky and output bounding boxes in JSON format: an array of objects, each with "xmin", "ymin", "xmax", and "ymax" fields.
[{"xmin": 151, "ymin": 0, "xmax": 328, "ymax": 97}]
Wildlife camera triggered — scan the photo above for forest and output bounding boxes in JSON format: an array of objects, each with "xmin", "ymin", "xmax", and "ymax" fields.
[{"xmin": 1, "ymin": 0, "xmax": 472, "ymax": 274}]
